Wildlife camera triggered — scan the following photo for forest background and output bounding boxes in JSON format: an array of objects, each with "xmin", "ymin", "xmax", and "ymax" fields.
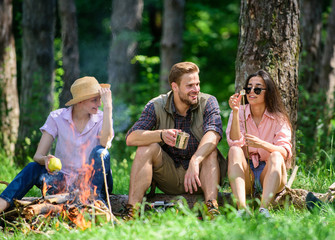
[
  {"xmin": 0, "ymin": 0, "xmax": 335, "ymax": 238},
  {"xmin": 1, "ymin": 0, "xmax": 333, "ymax": 172}
]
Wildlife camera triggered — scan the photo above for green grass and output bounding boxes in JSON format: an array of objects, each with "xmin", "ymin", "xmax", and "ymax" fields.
[
  {"xmin": 1, "ymin": 142, "xmax": 334, "ymax": 239},
  {"xmin": 1, "ymin": 207, "xmax": 335, "ymax": 240}
]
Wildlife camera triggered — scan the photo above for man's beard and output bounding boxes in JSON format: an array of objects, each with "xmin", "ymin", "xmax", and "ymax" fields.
[{"xmin": 178, "ymin": 91, "xmax": 198, "ymax": 106}]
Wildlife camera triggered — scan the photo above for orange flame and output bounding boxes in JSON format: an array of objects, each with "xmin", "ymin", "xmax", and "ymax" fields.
[
  {"xmin": 63, "ymin": 129, "xmax": 100, "ymax": 206},
  {"xmin": 42, "ymin": 178, "xmax": 52, "ymax": 198},
  {"xmin": 77, "ymin": 159, "xmax": 96, "ymax": 204},
  {"xmin": 67, "ymin": 207, "xmax": 91, "ymax": 230}
]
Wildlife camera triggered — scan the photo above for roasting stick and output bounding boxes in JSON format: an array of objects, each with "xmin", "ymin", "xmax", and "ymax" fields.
[
  {"xmin": 240, "ymin": 89, "xmax": 253, "ymax": 197},
  {"xmin": 100, "ymin": 140, "xmax": 120, "ymax": 225}
]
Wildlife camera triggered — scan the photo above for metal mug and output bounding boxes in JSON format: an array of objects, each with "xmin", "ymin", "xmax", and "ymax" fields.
[{"xmin": 175, "ymin": 132, "xmax": 190, "ymax": 149}]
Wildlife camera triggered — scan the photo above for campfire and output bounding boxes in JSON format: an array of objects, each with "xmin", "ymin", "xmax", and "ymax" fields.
[{"xmin": 0, "ymin": 159, "xmax": 118, "ymax": 232}]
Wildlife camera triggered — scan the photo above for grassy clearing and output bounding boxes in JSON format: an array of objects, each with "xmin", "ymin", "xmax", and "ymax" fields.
[
  {"xmin": 0, "ymin": 133, "xmax": 334, "ymax": 239},
  {"xmin": 1, "ymin": 206, "xmax": 335, "ymax": 240}
]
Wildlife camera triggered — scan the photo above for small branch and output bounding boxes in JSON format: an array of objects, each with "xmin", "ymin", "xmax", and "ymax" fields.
[
  {"xmin": 0, "ymin": 181, "xmax": 9, "ymax": 186},
  {"xmin": 100, "ymin": 146, "xmax": 120, "ymax": 225},
  {"xmin": 287, "ymin": 165, "xmax": 299, "ymax": 188}
]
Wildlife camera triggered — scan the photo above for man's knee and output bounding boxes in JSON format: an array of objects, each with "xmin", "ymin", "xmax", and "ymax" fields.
[
  {"xmin": 202, "ymin": 149, "xmax": 218, "ymax": 165},
  {"xmin": 134, "ymin": 143, "xmax": 161, "ymax": 164}
]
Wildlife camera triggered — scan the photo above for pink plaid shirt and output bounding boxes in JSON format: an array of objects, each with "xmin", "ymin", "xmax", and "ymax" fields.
[
  {"xmin": 226, "ymin": 104, "xmax": 292, "ymax": 168},
  {"xmin": 40, "ymin": 106, "xmax": 114, "ymax": 176}
]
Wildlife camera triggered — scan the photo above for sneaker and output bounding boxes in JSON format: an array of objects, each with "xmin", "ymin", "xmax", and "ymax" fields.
[
  {"xmin": 205, "ymin": 200, "xmax": 220, "ymax": 219},
  {"xmin": 236, "ymin": 208, "xmax": 252, "ymax": 218},
  {"xmin": 122, "ymin": 204, "xmax": 137, "ymax": 221},
  {"xmin": 306, "ymin": 192, "xmax": 324, "ymax": 212},
  {"xmin": 259, "ymin": 207, "xmax": 271, "ymax": 218}
]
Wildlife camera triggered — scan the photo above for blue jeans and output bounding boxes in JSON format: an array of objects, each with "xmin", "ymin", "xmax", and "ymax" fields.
[
  {"xmin": 0, "ymin": 145, "xmax": 113, "ymax": 206},
  {"xmin": 249, "ymin": 160, "xmax": 266, "ymax": 195}
]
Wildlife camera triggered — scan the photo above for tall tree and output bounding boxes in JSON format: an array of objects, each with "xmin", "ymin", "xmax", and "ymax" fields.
[
  {"xmin": 108, "ymin": 0, "xmax": 143, "ymax": 96},
  {"xmin": 58, "ymin": 0, "xmax": 80, "ymax": 108},
  {"xmin": 235, "ymin": 0, "xmax": 300, "ymax": 155},
  {"xmin": 16, "ymin": 0, "xmax": 56, "ymax": 164},
  {"xmin": 159, "ymin": 0, "xmax": 185, "ymax": 92},
  {"xmin": 0, "ymin": 0, "xmax": 20, "ymax": 158},
  {"xmin": 320, "ymin": 0, "xmax": 335, "ymax": 132},
  {"xmin": 299, "ymin": 0, "xmax": 323, "ymax": 91}
]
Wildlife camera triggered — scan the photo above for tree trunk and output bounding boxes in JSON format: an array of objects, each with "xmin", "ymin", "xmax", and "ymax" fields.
[
  {"xmin": 235, "ymin": 0, "xmax": 300, "ymax": 159},
  {"xmin": 0, "ymin": 0, "xmax": 20, "ymax": 158},
  {"xmin": 108, "ymin": 0, "xmax": 143, "ymax": 96},
  {"xmin": 299, "ymin": 0, "xmax": 323, "ymax": 92},
  {"xmin": 57, "ymin": 0, "xmax": 80, "ymax": 108},
  {"xmin": 320, "ymin": 0, "xmax": 335, "ymax": 132},
  {"xmin": 159, "ymin": 0, "xmax": 185, "ymax": 93},
  {"xmin": 16, "ymin": 0, "xmax": 56, "ymax": 164}
]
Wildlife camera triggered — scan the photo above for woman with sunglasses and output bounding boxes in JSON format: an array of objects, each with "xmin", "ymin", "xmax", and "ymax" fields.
[{"xmin": 226, "ymin": 69, "xmax": 292, "ymax": 217}]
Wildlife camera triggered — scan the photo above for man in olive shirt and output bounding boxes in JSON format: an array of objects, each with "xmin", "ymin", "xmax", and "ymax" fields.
[{"xmin": 124, "ymin": 62, "xmax": 226, "ymax": 219}]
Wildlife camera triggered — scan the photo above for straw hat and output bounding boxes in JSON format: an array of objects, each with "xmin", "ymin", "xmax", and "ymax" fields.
[{"xmin": 65, "ymin": 76, "xmax": 110, "ymax": 106}]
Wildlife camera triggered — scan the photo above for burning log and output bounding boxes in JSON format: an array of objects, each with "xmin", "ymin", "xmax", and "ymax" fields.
[
  {"xmin": 67, "ymin": 206, "xmax": 92, "ymax": 230},
  {"xmin": 22, "ymin": 202, "xmax": 63, "ymax": 220}
]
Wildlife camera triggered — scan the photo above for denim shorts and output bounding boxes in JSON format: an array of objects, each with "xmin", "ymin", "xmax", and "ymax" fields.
[{"xmin": 249, "ymin": 160, "xmax": 266, "ymax": 195}]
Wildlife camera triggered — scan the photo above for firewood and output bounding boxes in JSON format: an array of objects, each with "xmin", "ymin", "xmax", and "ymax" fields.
[{"xmin": 22, "ymin": 203, "xmax": 63, "ymax": 220}]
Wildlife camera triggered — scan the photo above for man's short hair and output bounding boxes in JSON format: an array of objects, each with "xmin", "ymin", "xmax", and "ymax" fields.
[{"xmin": 168, "ymin": 62, "xmax": 200, "ymax": 86}]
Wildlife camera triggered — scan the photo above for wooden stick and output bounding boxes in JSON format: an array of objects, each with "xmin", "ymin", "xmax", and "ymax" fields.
[
  {"xmin": 287, "ymin": 165, "xmax": 299, "ymax": 188},
  {"xmin": 240, "ymin": 90, "xmax": 253, "ymax": 197},
  {"xmin": 100, "ymin": 148, "xmax": 120, "ymax": 225},
  {"xmin": 0, "ymin": 181, "xmax": 9, "ymax": 186}
]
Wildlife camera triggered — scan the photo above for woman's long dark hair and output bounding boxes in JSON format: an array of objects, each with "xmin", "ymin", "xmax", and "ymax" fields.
[{"xmin": 243, "ymin": 69, "xmax": 291, "ymax": 125}]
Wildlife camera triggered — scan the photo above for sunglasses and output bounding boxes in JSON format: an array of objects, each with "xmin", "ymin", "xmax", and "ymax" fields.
[{"xmin": 244, "ymin": 87, "xmax": 266, "ymax": 95}]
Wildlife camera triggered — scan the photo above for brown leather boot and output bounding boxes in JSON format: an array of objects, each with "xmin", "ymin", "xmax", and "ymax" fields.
[
  {"xmin": 205, "ymin": 199, "xmax": 220, "ymax": 219},
  {"xmin": 122, "ymin": 204, "xmax": 137, "ymax": 221}
]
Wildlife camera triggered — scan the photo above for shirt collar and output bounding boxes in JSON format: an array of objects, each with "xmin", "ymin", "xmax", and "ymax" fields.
[
  {"xmin": 245, "ymin": 104, "xmax": 275, "ymax": 120},
  {"xmin": 263, "ymin": 108, "xmax": 276, "ymax": 120},
  {"xmin": 62, "ymin": 106, "xmax": 100, "ymax": 123},
  {"xmin": 63, "ymin": 106, "xmax": 74, "ymax": 123}
]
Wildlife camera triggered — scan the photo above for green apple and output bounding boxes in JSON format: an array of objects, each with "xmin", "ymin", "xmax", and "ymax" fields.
[{"xmin": 48, "ymin": 157, "xmax": 62, "ymax": 172}]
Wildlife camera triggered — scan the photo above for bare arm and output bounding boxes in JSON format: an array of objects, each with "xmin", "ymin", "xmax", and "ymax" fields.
[
  {"xmin": 33, "ymin": 131, "xmax": 54, "ymax": 169},
  {"xmin": 126, "ymin": 129, "xmax": 179, "ymax": 147},
  {"xmin": 229, "ymin": 93, "xmax": 243, "ymax": 141},
  {"xmin": 191, "ymin": 130, "xmax": 220, "ymax": 165},
  {"xmin": 99, "ymin": 88, "xmax": 114, "ymax": 147},
  {"xmin": 184, "ymin": 130, "xmax": 221, "ymax": 193},
  {"xmin": 245, "ymin": 134, "xmax": 288, "ymax": 159}
]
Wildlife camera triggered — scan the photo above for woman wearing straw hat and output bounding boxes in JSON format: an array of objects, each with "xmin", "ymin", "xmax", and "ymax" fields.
[
  {"xmin": 226, "ymin": 70, "xmax": 292, "ymax": 218},
  {"xmin": 0, "ymin": 76, "xmax": 114, "ymax": 212}
]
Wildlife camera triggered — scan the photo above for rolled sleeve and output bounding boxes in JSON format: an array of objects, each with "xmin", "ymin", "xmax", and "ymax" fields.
[
  {"xmin": 40, "ymin": 115, "xmax": 57, "ymax": 139},
  {"xmin": 126, "ymin": 101, "xmax": 157, "ymax": 139},
  {"xmin": 203, "ymin": 96, "xmax": 223, "ymax": 138},
  {"xmin": 274, "ymin": 122, "xmax": 292, "ymax": 159}
]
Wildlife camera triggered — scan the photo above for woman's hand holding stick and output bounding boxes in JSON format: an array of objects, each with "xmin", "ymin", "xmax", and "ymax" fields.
[{"xmin": 239, "ymin": 89, "xmax": 253, "ymax": 197}]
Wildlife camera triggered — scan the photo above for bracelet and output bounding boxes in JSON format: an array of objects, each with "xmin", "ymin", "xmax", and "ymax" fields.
[{"xmin": 160, "ymin": 131, "xmax": 164, "ymax": 143}]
